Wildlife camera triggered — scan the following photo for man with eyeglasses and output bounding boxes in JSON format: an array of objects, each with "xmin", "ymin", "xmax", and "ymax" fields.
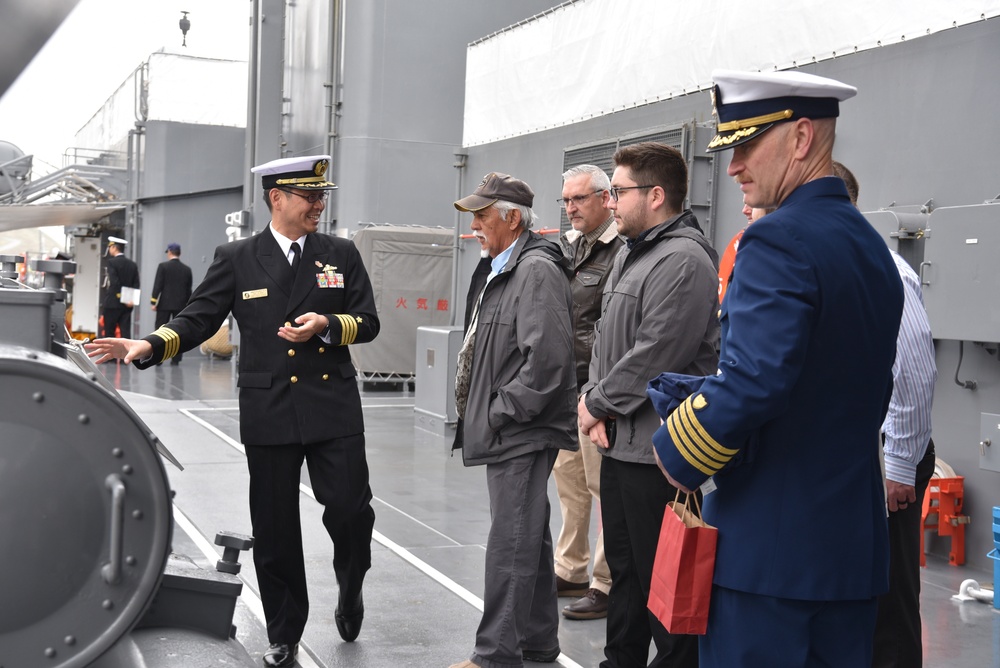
[
  {"xmin": 87, "ymin": 155, "xmax": 380, "ymax": 667},
  {"xmin": 551, "ymin": 164, "xmax": 623, "ymax": 621},
  {"xmin": 651, "ymin": 71, "xmax": 903, "ymax": 667},
  {"xmin": 579, "ymin": 142, "xmax": 718, "ymax": 668}
]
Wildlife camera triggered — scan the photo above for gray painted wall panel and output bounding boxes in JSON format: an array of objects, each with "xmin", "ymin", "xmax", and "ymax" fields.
[
  {"xmin": 135, "ymin": 121, "xmax": 243, "ymax": 333},
  {"xmin": 143, "ymin": 121, "xmax": 245, "ymax": 198},
  {"xmin": 279, "ymin": 0, "xmax": 561, "ymax": 236}
]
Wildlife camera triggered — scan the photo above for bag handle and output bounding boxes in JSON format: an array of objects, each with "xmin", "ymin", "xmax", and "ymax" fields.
[{"xmin": 672, "ymin": 488, "xmax": 704, "ymax": 520}]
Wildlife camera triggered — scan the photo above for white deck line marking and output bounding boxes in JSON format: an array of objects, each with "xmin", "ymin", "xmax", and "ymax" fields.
[
  {"xmin": 176, "ymin": 406, "xmax": 582, "ymax": 668},
  {"xmin": 179, "ymin": 408, "xmax": 246, "ymax": 454},
  {"xmin": 372, "ymin": 497, "xmax": 463, "ymax": 546}
]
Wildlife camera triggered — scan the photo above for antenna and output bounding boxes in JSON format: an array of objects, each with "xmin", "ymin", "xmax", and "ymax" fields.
[{"xmin": 179, "ymin": 11, "xmax": 191, "ymax": 47}]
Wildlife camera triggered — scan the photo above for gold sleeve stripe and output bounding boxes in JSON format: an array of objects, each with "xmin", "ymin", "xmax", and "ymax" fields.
[
  {"xmin": 151, "ymin": 326, "xmax": 180, "ymax": 360},
  {"xmin": 335, "ymin": 314, "xmax": 357, "ymax": 345},
  {"xmin": 673, "ymin": 406, "xmax": 728, "ymax": 471},
  {"xmin": 674, "ymin": 411, "xmax": 728, "ymax": 473},
  {"xmin": 666, "ymin": 411, "xmax": 716, "ymax": 476},
  {"xmin": 678, "ymin": 401, "xmax": 739, "ymax": 458},
  {"xmin": 666, "ymin": 395, "xmax": 740, "ymax": 476},
  {"xmin": 335, "ymin": 314, "xmax": 347, "ymax": 345}
]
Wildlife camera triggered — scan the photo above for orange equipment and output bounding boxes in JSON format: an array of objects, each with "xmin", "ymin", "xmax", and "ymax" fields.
[{"xmin": 920, "ymin": 476, "xmax": 970, "ymax": 566}]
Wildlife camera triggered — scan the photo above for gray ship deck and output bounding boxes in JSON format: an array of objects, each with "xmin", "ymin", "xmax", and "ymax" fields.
[{"xmin": 100, "ymin": 355, "xmax": 998, "ymax": 668}]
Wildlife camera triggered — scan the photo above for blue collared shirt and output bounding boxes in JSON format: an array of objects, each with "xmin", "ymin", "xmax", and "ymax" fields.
[
  {"xmin": 488, "ymin": 239, "xmax": 517, "ymax": 281},
  {"xmin": 882, "ymin": 250, "xmax": 937, "ymax": 486}
]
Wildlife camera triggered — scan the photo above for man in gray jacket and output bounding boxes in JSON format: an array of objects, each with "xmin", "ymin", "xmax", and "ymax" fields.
[
  {"xmin": 579, "ymin": 143, "xmax": 719, "ymax": 668},
  {"xmin": 450, "ymin": 172, "xmax": 578, "ymax": 668}
]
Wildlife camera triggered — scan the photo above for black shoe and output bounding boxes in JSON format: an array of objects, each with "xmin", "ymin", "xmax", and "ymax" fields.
[
  {"xmin": 562, "ymin": 588, "xmax": 609, "ymax": 620},
  {"xmin": 263, "ymin": 643, "xmax": 298, "ymax": 667},
  {"xmin": 522, "ymin": 646, "xmax": 560, "ymax": 662},
  {"xmin": 335, "ymin": 591, "xmax": 364, "ymax": 642}
]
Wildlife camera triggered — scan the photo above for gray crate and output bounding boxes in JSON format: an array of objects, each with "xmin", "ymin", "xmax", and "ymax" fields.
[{"xmin": 0, "ymin": 288, "xmax": 54, "ymax": 351}]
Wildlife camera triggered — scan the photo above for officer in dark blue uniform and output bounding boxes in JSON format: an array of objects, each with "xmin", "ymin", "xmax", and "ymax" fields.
[
  {"xmin": 651, "ymin": 70, "xmax": 904, "ymax": 667},
  {"xmin": 88, "ymin": 155, "xmax": 379, "ymax": 667}
]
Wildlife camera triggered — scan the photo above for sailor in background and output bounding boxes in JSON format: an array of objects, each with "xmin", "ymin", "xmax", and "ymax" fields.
[
  {"xmin": 149, "ymin": 242, "xmax": 193, "ymax": 364},
  {"xmin": 87, "ymin": 155, "xmax": 379, "ymax": 668},
  {"xmin": 101, "ymin": 235, "xmax": 140, "ymax": 338},
  {"xmin": 652, "ymin": 70, "xmax": 904, "ymax": 667}
]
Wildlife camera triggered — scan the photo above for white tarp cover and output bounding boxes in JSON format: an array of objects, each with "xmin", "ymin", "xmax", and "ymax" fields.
[{"xmin": 463, "ymin": 0, "xmax": 1000, "ymax": 146}]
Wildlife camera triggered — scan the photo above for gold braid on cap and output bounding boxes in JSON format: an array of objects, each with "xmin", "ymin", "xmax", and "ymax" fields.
[
  {"xmin": 708, "ymin": 127, "xmax": 760, "ymax": 150},
  {"xmin": 717, "ymin": 109, "xmax": 793, "ymax": 131},
  {"xmin": 275, "ymin": 174, "xmax": 328, "ymax": 185}
]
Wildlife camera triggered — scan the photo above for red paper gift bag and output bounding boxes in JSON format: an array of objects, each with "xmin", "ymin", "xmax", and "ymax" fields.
[{"xmin": 647, "ymin": 492, "xmax": 718, "ymax": 635}]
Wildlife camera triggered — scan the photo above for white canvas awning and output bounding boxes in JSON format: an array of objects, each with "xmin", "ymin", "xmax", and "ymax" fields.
[
  {"xmin": 462, "ymin": 0, "xmax": 1000, "ymax": 146},
  {"xmin": 0, "ymin": 203, "xmax": 125, "ymax": 235}
]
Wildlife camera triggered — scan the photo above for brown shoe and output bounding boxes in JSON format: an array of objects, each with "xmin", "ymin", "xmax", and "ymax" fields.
[
  {"xmin": 555, "ymin": 575, "xmax": 589, "ymax": 598},
  {"xmin": 562, "ymin": 588, "xmax": 609, "ymax": 620}
]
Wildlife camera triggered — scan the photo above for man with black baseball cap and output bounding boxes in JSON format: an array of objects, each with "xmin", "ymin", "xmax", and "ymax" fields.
[
  {"xmin": 653, "ymin": 70, "xmax": 903, "ymax": 667},
  {"xmin": 449, "ymin": 173, "xmax": 578, "ymax": 668}
]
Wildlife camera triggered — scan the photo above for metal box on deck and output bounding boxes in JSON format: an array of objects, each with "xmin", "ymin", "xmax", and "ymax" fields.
[
  {"xmin": 414, "ymin": 325, "xmax": 463, "ymax": 437},
  {"xmin": 0, "ymin": 288, "xmax": 54, "ymax": 350}
]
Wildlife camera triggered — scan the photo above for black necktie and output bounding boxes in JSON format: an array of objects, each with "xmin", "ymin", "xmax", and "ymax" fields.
[{"xmin": 290, "ymin": 241, "xmax": 301, "ymax": 276}]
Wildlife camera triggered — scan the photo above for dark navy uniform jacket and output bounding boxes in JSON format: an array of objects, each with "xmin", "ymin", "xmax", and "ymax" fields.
[
  {"xmin": 150, "ymin": 258, "xmax": 193, "ymax": 312},
  {"xmin": 136, "ymin": 228, "xmax": 379, "ymax": 446},
  {"xmin": 103, "ymin": 253, "xmax": 140, "ymax": 307},
  {"xmin": 653, "ymin": 176, "xmax": 903, "ymax": 601}
]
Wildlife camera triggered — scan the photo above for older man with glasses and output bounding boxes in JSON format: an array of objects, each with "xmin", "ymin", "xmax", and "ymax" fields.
[
  {"xmin": 551, "ymin": 165, "xmax": 623, "ymax": 621},
  {"xmin": 578, "ymin": 142, "xmax": 719, "ymax": 668}
]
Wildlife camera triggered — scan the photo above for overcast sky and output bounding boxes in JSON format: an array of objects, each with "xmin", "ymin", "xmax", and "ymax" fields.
[{"xmin": 0, "ymin": 0, "xmax": 249, "ymax": 175}]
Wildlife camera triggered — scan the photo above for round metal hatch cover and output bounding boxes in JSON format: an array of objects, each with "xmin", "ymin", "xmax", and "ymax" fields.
[{"xmin": 0, "ymin": 347, "xmax": 172, "ymax": 667}]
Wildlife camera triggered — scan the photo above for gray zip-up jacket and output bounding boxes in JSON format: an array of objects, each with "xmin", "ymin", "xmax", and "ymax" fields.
[
  {"xmin": 582, "ymin": 210, "xmax": 720, "ymax": 465},
  {"xmin": 461, "ymin": 230, "xmax": 579, "ymax": 466}
]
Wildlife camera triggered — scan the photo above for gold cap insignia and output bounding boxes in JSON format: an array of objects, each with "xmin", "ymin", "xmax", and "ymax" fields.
[{"xmin": 314, "ymin": 159, "xmax": 329, "ymax": 177}]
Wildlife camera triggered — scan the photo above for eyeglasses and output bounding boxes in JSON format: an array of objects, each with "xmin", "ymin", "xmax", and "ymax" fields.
[
  {"xmin": 279, "ymin": 188, "xmax": 328, "ymax": 204},
  {"xmin": 609, "ymin": 185, "xmax": 655, "ymax": 202},
  {"xmin": 557, "ymin": 190, "xmax": 603, "ymax": 208}
]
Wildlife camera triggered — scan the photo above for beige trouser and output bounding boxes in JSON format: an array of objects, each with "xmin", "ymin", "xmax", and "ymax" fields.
[{"xmin": 551, "ymin": 424, "xmax": 611, "ymax": 593}]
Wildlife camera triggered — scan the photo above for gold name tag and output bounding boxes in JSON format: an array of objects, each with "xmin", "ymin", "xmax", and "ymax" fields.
[{"xmin": 243, "ymin": 288, "xmax": 268, "ymax": 300}]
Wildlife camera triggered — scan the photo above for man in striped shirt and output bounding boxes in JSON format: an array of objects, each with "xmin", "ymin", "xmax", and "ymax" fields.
[{"xmin": 835, "ymin": 161, "xmax": 937, "ymax": 668}]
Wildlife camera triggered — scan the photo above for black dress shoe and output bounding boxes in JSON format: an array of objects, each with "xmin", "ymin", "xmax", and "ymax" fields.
[
  {"xmin": 263, "ymin": 643, "xmax": 298, "ymax": 667},
  {"xmin": 335, "ymin": 591, "xmax": 364, "ymax": 642}
]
